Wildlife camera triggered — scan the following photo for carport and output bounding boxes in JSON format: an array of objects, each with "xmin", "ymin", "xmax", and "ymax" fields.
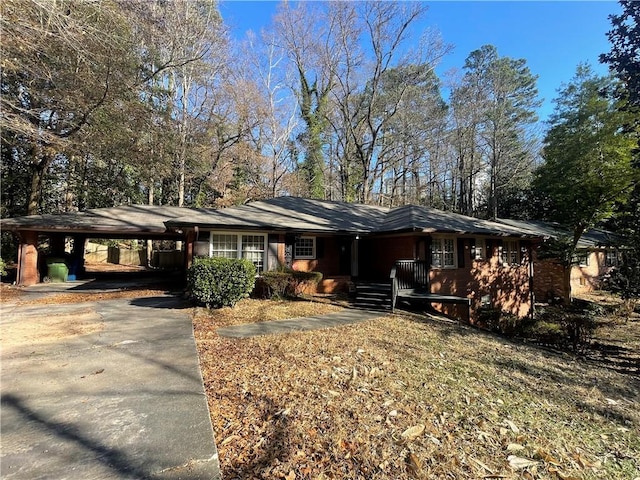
[{"xmin": 1, "ymin": 205, "xmax": 193, "ymax": 286}]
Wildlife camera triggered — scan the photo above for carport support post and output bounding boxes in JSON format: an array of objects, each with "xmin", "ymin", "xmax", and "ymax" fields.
[
  {"xmin": 184, "ymin": 229, "xmax": 196, "ymax": 269},
  {"xmin": 17, "ymin": 230, "xmax": 39, "ymax": 286},
  {"xmin": 50, "ymin": 233, "xmax": 66, "ymax": 256},
  {"xmin": 71, "ymin": 235, "xmax": 87, "ymax": 278}
]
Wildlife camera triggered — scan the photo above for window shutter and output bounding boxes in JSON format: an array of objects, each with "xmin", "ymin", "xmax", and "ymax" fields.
[
  {"xmin": 457, "ymin": 238, "xmax": 465, "ymax": 268},
  {"xmin": 496, "ymin": 239, "xmax": 504, "ymax": 263},
  {"xmin": 316, "ymin": 237, "xmax": 324, "ymax": 259},
  {"xmin": 284, "ymin": 234, "xmax": 295, "ymax": 267},
  {"xmin": 267, "ymin": 234, "xmax": 279, "ymax": 271}
]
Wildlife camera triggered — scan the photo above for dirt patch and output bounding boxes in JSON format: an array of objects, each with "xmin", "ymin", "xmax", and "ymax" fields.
[
  {"xmin": 84, "ymin": 262, "xmax": 148, "ymax": 273},
  {"xmin": 0, "ymin": 283, "xmax": 24, "ymax": 302},
  {"xmin": 1, "ymin": 309, "xmax": 103, "ymax": 348}
]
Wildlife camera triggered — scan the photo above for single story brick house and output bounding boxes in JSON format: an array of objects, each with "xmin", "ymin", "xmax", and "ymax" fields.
[
  {"xmin": 162, "ymin": 197, "xmax": 539, "ymax": 320},
  {"xmin": 496, "ymin": 219, "xmax": 622, "ymax": 302},
  {"xmin": 2, "ymin": 197, "xmax": 542, "ymax": 321}
]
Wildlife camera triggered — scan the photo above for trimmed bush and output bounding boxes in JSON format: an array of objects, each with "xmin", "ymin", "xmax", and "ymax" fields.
[
  {"xmin": 187, "ymin": 257, "xmax": 256, "ymax": 308},
  {"xmin": 259, "ymin": 269, "xmax": 323, "ymax": 298}
]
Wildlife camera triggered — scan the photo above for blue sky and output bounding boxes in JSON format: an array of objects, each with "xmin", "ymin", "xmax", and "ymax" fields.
[{"xmin": 219, "ymin": 1, "xmax": 620, "ymax": 123}]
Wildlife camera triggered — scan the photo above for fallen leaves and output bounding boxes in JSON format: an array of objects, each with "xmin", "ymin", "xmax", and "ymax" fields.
[
  {"xmin": 399, "ymin": 424, "xmax": 425, "ymax": 444},
  {"xmin": 193, "ymin": 299, "xmax": 640, "ymax": 479},
  {"xmin": 507, "ymin": 454, "xmax": 539, "ymax": 470}
]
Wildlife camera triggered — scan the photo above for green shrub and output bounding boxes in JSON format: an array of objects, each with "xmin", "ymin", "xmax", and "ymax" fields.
[
  {"xmin": 0, "ymin": 258, "xmax": 6, "ymax": 277},
  {"xmin": 187, "ymin": 257, "xmax": 256, "ymax": 308},
  {"xmin": 525, "ymin": 304, "xmax": 597, "ymax": 353},
  {"xmin": 259, "ymin": 269, "xmax": 323, "ymax": 298},
  {"xmin": 477, "ymin": 307, "xmax": 520, "ymax": 336}
]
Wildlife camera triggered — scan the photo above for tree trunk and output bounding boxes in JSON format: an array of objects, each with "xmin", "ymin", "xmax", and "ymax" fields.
[
  {"xmin": 562, "ymin": 262, "xmax": 573, "ymax": 305},
  {"xmin": 27, "ymin": 155, "xmax": 50, "ymax": 215}
]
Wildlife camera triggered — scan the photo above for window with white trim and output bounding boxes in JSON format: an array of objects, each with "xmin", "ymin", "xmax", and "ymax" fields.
[
  {"xmin": 431, "ymin": 237, "xmax": 456, "ymax": 268},
  {"xmin": 605, "ymin": 250, "xmax": 620, "ymax": 267},
  {"xmin": 211, "ymin": 234, "xmax": 238, "ymax": 258},
  {"xmin": 500, "ymin": 240, "xmax": 520, "ymax": 265},
  {"xmin": 241, "ymin": 235, "xmax": 265, "ymax": 272},
  {"xmin": 294, "ymin": 236, "xmax": 316, "ymax": 259},
  {"xmin": 472, "ymin": 239, "xmax": 485, "ymax": 260},
  {"xmin": 210, "ymin": 232, "xmax": 266, "ymax": 272}
]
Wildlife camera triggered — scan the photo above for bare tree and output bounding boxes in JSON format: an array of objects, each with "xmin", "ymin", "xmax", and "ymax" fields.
[
  {"xmin": 327, "ymin": 2, "xmax": 449, "ymax": 203},
  {"xmin": 242, "ymin": 30, "xmax": 300, "ymax": 198}
]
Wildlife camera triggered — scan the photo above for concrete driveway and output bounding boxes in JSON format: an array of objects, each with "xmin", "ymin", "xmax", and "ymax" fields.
[{"xmin": 1, "ymin": 291, "xmax": 221, "ymax": 479}]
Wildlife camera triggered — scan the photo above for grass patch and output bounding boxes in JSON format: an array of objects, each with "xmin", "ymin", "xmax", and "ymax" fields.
[{"xmin": 194, "ymin": 299, "xmax": 639, "ymax": 479}]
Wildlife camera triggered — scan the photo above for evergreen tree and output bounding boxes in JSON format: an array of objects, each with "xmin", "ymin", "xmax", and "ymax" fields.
[{"xmin": 533, "ymin": 65, "xmax": 637, "ymax": 301}]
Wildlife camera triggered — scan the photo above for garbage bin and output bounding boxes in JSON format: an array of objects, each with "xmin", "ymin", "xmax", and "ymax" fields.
[
  {"xmin": 67, "ymin": 257, "xmax": 82, "ymax": 281},
  {"xmin": 46, "ymin": 257, "xmax": 69, "ymax": 282}
]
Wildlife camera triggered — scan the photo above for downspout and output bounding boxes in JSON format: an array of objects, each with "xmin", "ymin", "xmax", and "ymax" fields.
[{"xmin": 528, "ymin": 241, "xmax": 535, "ymax": 318}]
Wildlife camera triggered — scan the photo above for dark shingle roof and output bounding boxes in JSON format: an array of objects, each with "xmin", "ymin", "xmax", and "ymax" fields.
[
  {"xmin": 166, "ymin": 197, "xmax": 388, "ymax": 233},
  {"xmin": 167, "ymin": 197, "xmax": 536, "ymax": 237},
  {"xmin": 495, "ymin": 218, "xmax": 620, "ymax": 248},
  {"xmin": 382, "ymin": 205, "xmax": 530, "ymax": 236},
  {"xmin": 0, "ymin": 205, "xmax": 192, "ymax": 236},
  {"xmin": 1, "ymin": 198, "xmax": 543, "ymax": 238}
]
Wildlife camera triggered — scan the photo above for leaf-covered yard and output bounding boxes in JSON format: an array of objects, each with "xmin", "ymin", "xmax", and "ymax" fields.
[{"xmin": 194, "ymin": 298, "xmax": 639, "ymax": 479}]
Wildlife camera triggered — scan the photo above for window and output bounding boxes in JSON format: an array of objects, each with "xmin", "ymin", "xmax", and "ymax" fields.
[
  {"xmin": 211, "ymin": 234, "xmax": 238, "ymax": 258},
  {"xmin": 572, "ymin": 251, "xmax": 590, "ymax": 267},
  {"xmin": 606, "ymin": 250, "xmax": 620, "ymax": 267},
  {"xmin": 210, "ymin": 232, "xmax": 266, "ymax": 272},
  {"xmin": 431, "ymin": 237, "xmax": 456, "ymax": 268},
  {"xmin": 241, "ymin": 235, "xmax": 265, "ymax": 272},
  {"xmin": 294, "ymin": 236, "xmax": 316, "ymax": 259},
  {"xmin": 471, "ymin": 239, "xmax": 485, "ymax": 260},
  {"xmin": 500, "ymin": 240, "xmax": 519, "ymax": 265}
]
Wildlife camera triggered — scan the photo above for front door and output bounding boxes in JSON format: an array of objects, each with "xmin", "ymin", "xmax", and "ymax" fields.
[{"xmin": 338, "ymin": 236, "xmax": 351, "ymax": 276}]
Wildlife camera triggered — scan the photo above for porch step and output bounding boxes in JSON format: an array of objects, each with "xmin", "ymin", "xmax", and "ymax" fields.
[{"xmin": 353, "ymin": 282, "xmax": 391, "ymax": 310}]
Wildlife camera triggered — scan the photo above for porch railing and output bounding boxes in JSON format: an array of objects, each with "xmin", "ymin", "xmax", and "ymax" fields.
[{"xmin": 390, "ymin": 260, "xmax": 429, "ymax": 311}]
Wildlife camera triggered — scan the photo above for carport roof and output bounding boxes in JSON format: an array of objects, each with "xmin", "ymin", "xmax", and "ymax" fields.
[{"xmin": 0, "ymin": 205, "xmax": 194, "ymax": 237}]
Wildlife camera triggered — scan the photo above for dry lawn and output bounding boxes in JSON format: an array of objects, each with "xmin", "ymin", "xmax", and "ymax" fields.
[
  {"xmin": 0, "ymin": 281, "xmax": 173, "ymax": 305},
  {"xmin": 193, "ymin": 298, "xmax": 343, "ymax": 328},
  {"xmin": 194, "ymin": 297, "xmax": 640, "ymax": 480}
]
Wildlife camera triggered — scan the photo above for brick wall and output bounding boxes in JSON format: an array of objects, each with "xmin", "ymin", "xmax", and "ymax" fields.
[
  {"xmin": 572, "ymin": 250, "xmax": 611, "ymax": 295},
  {"xmin": 359, "ymin": 235, "xmax": 416, "ymax": 280},
  {"xmin": 430, "ymin": 242, "xmax": 532, "ymax": 319},
  {"xmin": 533, "ymin": 255, "xmax": 567, "ymax": 302},
  {"xmin": 533, "ymin": 248, "xmax": 612, "ymax": 301},
  {"xmin": 281, "ymin": 232, "xmax": 534, "ymax": 317},
  {"xmin": 292, "ymin": 236, "xmax": 351, "ymax": 293}
]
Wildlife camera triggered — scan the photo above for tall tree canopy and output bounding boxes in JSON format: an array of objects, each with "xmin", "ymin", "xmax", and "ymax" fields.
[
  {"xmin": 600, "ymin": 0, "xmax": 640, "ymax": 109},
  {"xmin": 451, "ymin": 45, "xmax": 540, "ymax": 218},
  {"xmin": 533, "ymin": 65, "xmax": 636, "ymax": 245},
  {"xmin": 2, "ymin": 0, "xmax": 548, "ymax": 221}
]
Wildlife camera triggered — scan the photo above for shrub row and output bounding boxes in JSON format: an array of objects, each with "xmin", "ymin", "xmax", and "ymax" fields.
[
  {"xmin": 258, "ymin": 269, "xmax": 323, "ymax": 298},
  {"xmin": 477, "ymin": 301, "xmax": 599, "ymax": 353}
]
